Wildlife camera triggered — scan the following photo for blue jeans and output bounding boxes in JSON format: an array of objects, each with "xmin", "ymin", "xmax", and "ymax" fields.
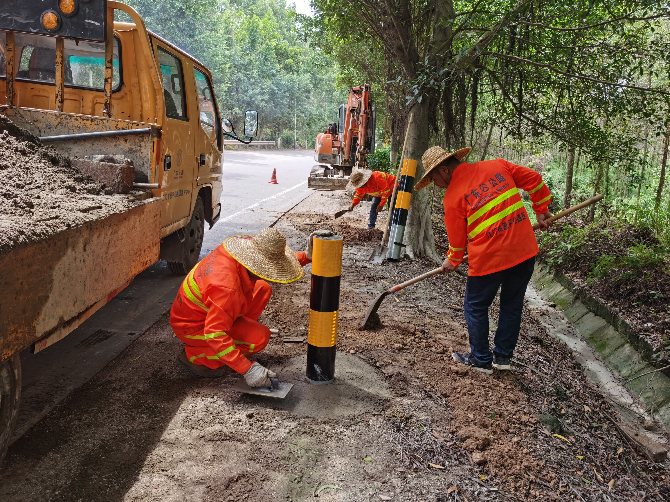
[
  {"xmin": 368, "ymin": 197, "xmax": 382, "ymax": 228},
  {"xmin": 463, "ymin": 256, "xmax": 535, "ymax": 365}
]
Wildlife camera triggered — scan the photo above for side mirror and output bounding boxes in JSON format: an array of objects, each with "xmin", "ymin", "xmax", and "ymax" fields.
[
  {"xmin": 244, "ymin": 110, "xmax": 259, "ymax": 138},
  {"xmin": 222, "ymin": 118, "xmax": 234, "ymax": 134}
]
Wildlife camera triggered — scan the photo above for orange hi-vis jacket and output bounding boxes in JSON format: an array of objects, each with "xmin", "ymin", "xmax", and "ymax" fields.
[
  {"xmin": 170, "ymin": 245, "xmax": 310, "ymax": 373},
  {"xmin": 444, "ymin": 159, "xmax": 552, "ymax": 276},
  {"xmin": 351, "ymin": 171, "xmax": 396, "ymax": 208}
]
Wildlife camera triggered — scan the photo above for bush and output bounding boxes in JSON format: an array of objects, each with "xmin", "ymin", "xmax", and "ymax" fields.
[{"xmin": 367, "ymin": 144, "xmax": 398, "ymax": 174}]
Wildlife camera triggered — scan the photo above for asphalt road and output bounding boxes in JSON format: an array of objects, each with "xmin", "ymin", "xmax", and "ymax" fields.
[{"xmin": 11, "ymin": 149, "xmax": 315, "ymax": 445}]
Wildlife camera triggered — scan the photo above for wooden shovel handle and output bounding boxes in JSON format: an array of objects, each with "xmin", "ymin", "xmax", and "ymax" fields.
[
  {"xmin": 531, "ymin": 194, "xmax": 604, "ymax": 230},
  {"xmin": 390, "ymin": 267, "xmax": 443, "ymax": 292}
]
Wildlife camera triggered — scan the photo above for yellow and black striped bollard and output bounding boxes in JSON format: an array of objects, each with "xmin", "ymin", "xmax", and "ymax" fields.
[
  {"xmin": 306, "ymin": 234, "xmax": 343, "ymax": 383},
  {"xmin": 387, "ymin": 158, "xmax": 417, "ymax": 261}
]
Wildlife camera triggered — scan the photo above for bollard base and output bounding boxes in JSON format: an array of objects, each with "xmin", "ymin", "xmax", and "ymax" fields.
[
  {"xmin": 306, "ymin": 345, "xmax": 336, "ymax": 382},
  {"xmin": 306, "ymin": 376, "xmax": 334, "ymax": 386}
]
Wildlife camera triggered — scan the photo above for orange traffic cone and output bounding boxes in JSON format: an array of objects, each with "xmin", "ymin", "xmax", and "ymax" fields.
[{"xmin": 268, "ymin": 168, "xmax": 278, "ymax": 184}]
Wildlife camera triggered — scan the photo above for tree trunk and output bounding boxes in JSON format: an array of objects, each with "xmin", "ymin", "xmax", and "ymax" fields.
[
  {"xmin": 588, "ymin": 163, "xmax": 605, "ymax": 222},
  {"xmin": 654, "ymin": 128, "xmax": 669, "ymax": 211},
  {"xmin": 403, "ymin": 100, "xmax": 441, "ymax": 263},
  {"xmin": 564, "ymin": 147, "xmax": 575, "ymax": 209},
  {"xmin": 479, "ymin": 124, "xmax": 494, "ymax": 161}
]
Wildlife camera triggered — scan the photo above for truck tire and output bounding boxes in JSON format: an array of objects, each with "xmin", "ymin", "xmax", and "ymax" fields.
[
  {"xmin": 168, "ymin": 196, "xmax": 205, "ymax": 275},
  {"xmin": 0, "ymin": 353, "xmax": 21, "ymax": 466}
]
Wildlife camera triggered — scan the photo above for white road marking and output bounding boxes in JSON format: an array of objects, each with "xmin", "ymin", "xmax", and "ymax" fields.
[{"xmin": 220, "ymin": 181, "xmax": 308, "ymax": 222}]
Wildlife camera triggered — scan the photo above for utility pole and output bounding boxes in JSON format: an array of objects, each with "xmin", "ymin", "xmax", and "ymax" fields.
[{"xmin": 294, "ymin": 99, "xmax": 297, "ymax": 149}]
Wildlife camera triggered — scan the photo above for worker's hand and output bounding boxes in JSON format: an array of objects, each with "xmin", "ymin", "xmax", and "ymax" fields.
[
  {"xmin": 376, "ymin": 204, "xmax": 385, "ymax": 213},
  {"xmin": 306, "ymin": 229, "xmax": 334, "ymax": 259},
  {"xmin": 348, "ymin": 204, "xmax": 355, "ymax": 212},
  {"xmin": 536, "ymin": 212, "xmax": 553, "ymax": 231},
  {"xmin": 441, "ymin": 257, "xmax": 457, "ymax": 274},
  {"xmin": 243, "ymin": 362, "xmax": 277, "ymax": 388}
]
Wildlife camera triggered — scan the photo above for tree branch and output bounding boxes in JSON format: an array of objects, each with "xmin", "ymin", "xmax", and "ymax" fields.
[
  {"xmin": 482, "ymin": 51, "xmax": 670, "ymax": 95},
  {"xmin": 517, "ymin": 13, "xmax": 669, "ymax": 32}
]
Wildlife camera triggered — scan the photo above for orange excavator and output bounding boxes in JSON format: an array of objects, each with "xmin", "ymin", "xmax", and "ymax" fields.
[{"xmin": 309, "ymin": 84, "xmax": 375, "ymax": 189}]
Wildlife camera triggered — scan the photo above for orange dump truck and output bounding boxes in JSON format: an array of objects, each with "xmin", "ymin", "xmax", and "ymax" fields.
[{"xmin": 0, "ymin": 0, "xmax": 258, "ymax": 463}]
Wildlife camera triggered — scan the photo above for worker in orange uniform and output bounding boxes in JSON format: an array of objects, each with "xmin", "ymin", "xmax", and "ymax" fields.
[
  {"xmin": 347, "ymin": 169, "xmax": 396, "ymax": 229},
  {"xmin": 415, "ymin": 146, "xmax": 552, "ymax": 374},
  {"xmin": 170, "ymin": 227, "xmax": 331, "ymax": 386}
]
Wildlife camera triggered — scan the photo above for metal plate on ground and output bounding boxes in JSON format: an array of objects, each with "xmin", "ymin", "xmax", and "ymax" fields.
[
  {"xmin": 231, "ymin": 378, "xmax": 294, "ymax": 399},
  {"xmin": 282, "ymin": 336, "xmax": 305, "ymax": 343}
]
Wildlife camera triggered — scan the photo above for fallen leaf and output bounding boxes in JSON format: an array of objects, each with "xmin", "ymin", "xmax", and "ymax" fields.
[
  {"xmin": 608, "ymin": 479, "xmax": 615, "ymax": 489},
  {"xmin": 576, "ymin": 455, "xmax": 583, "ymax": 460},
  {"xmin": 363, "ymin": 456, "xmax": 372, "ymax": 462},
  {"xmin": 314, "ymin": 485, "xmax": 341, "ymax": 496},
  {"xmin": 429, "ymin": 463, "xmax": 445, "ymax": 469},
  {"xmin": 577, "ymin": 470, "xmax": 583, "ymax": 475},
  {"xmin": 584, "ymin": 405, "xmax": 591, "ymax": 412},
  {"xmin": 592, "ymin": 466, "xmax": 604, "ymax": 483},
  {"xmin": 447, "ymin": 486, "xmax": 458, "ymax": 494},
  {"xmin": 432, "ymin": 430, "xmax": 445, "ymax": 441},
  {"xmin": 553, "ymin": 434, "xmax": 570, "ymax": 443},
  {"xmin": 582, "ymin": 477, "xmax": 592, "ymax": 485},
  {"xmin": 616, "ymin": 447, "xmax": 624, "ymax": 455},
  {"xmin": 561, "ymin": 408, "xmax": 566, "ymax": 414},
  {"xmin": 480, "ymin": 475, "xmax": 486, "ymax": 481}
]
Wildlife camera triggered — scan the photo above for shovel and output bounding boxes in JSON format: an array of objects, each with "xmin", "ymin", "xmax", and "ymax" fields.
[
  {"xmin": 360, "ymin": 194, "xmax": 605, "ymax": 330},
  {"xmin": 333, "ymin": 209, "xmax": 348, "ymax": 219}
]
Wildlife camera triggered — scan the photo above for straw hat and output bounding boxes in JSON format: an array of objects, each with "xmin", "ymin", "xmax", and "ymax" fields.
[
  {"xmin": 346, "ymin": 168, "xmax": 373, "ymax": 190},
  {"xmin": 414, "ymin": 146, "xmax": 472, "ymax": 191},
  {"xmin": 224, "ymin": 228, "xmax": 303, "ymax": 283}
]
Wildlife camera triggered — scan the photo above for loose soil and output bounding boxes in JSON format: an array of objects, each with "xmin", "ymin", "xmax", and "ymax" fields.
[
  {"xmin": 538, "ymin": 218, "xmax": 670, "ymax": 363},
  {"xmin": 0, "ymin": 115, "xmax": 142, "ymax": 254},
  {"xmin": 1, "ymin": 190, "xmax": 668, "ymax": 501}
]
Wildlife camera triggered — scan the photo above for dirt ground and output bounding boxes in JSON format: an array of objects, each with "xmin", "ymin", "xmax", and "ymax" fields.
[
  {"xmin": 0, "ymin": 116, "xmax": 140, "ymax": 253},
  {"xmin": 1, "ymin": 190, "xmax": 668, "ymax": 501}
]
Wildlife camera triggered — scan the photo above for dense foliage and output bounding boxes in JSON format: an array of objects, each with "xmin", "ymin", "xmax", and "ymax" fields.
[{"xmin": 120, "ymin": 0, "xmax": 345, "ymax": 145}]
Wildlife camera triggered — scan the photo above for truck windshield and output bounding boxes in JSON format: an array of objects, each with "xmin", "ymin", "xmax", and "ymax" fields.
[{"xmin": 7, "ymin": 32, "xmax": 120, "ymax": 91}]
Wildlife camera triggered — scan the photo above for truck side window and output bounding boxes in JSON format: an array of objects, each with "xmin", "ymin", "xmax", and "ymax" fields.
[
  {"xmin": 157, "ymin": 47, "xmax": 186, "ymax": 120},
  {"xmin": 194, "ymin": 67, "xmax": 221, "ymax": 149}
]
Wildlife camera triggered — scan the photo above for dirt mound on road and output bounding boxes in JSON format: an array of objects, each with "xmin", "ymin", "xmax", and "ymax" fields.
[
  {"xmin": 287, "ymin": 211, "xmax": 383, "ymax": 244},
  {"xmin": 0, "ymin": 115, "xmax": 140, "ymax": 254}
]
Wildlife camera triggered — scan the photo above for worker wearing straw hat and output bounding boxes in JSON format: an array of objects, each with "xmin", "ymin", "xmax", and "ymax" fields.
[
  {"xmin": 170, "ymin": 227, "xmax": 331, "ymax": 386},
  {"xmin": 416, "ymin": 146, "xmax": 553, "ymax": 374},
  {"xmin": 347, "ymin": 169, "xmax": 396, "ymax": 228}
]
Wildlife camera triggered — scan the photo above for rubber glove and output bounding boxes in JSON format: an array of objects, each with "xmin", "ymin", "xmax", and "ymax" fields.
[
  {"xmin": 243, "ymin": 362, "xmax": 277, "ymax": 387},
  {"xmin": 306, "ymin": 229, "xmax": 334, "ymax": 259}
]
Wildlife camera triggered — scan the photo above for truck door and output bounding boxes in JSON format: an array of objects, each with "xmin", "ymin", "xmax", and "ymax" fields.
[
  {"xmin": 193, "ymin": 67, "xmax": 222, "ymax": 189},
  {"xmin": 155, "ymin": 44, "xmax": 195, "ymax": 228}
]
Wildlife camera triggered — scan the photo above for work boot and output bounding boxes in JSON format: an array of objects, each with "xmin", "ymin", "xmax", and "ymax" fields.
[
  {"xmin": 452, "ymin": 352, "xmax": 493, "ymax": 375},
  {"xmin": 178, "ymin": 351, "xmax": 226, "ymax": 378},
  {"xmin": 492, "ymin": 354, "xmax": 512, "ymax": 371}
]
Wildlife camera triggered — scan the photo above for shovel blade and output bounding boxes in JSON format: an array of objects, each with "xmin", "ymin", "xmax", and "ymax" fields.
[
  {"xmin": 369, "ymin": 245, "xmax": 387, "ymax": 264},
  {"xmin": 333, "ymin": 209, "xmax": 347, "ymax": 219},
  {"xmin": 231, "ymin": 378, "xmax": 293, "ymax": 398}
]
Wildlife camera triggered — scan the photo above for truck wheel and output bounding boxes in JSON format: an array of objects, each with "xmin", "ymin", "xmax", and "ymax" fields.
[
  {"xmin": 0, "ymin": 354, "xmax": 21, "ymax": 466},
  {"xmin": 168, "ymin": 196, "xmax": 205, "ymax": 275}
]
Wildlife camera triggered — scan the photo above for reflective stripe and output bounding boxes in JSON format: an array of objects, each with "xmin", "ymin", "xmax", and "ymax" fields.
[
  {"xmin": 467, "ymin": 187, "xmax": 519, "ymax": 225},
  {"xmin": 182, "ymin": 280, "xmax": 209, "ymax": 312},
  {"xmin": 528, "ymin": 180, "xmax": 544, "ymax": 194},
  {"xmin": 207, "ymin": 345, "xmax": 236, "ymax": 360},
  {"xmin": 449, "ymin": 245, "xmax": 466, "ymax": 252},
  {"xmin": 183, "ymin": 331, "xmax": 227, "ymax": 340},
  {"xmin": 234, "ymin": 341, "xmax": 257, "ymax": 355},
  {"xmin": 189, "ymin": 353, "xmax": 207, "ymax": 363},
  {"xmin": 533, "ymin": 195, "xmax": 552, "ymax": 206},
  {"xmin": 448, "ymin": 257, "xmax": 463, "ymax": 262},
  {"xmin": 468, "ymin": 201, "xmax": 525, "ymax": 239},
  {"xmin": 187, "ymin": 270, "xmax": 203, "ymax": 299},
  {"xmin": 354, "ymin": 192, "xmax": 364, "ymax": 199}
]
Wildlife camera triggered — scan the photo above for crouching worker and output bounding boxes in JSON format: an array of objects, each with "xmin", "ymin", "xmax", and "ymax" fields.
[
  {"xmin": 347, "ymin": 169, "xmax": 396, "ymax": 229},
  {"xmin": 170, "ymin": 227, "xmax": 331, "ymax": 386},
  {"xmin": 415, "ymin": 146, "xmax": 552, "ymax": 374}
]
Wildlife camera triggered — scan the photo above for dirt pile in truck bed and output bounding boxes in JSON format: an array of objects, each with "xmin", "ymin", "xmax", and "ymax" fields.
[{"xmin": 0, "ymin": 115, "xmax": 141, "ymax": 254}]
